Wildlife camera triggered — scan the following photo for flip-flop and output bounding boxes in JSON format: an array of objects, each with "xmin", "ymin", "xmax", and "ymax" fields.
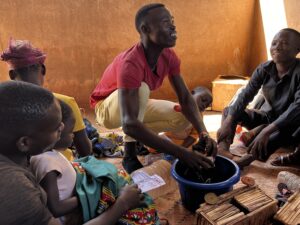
[
  {"xmin": 271, "ymin": 154, "xmax": 297, "ymax": 167},
  {"xmin": 271, "ymin": 147, "xmax": 300, "ymax": 167}
]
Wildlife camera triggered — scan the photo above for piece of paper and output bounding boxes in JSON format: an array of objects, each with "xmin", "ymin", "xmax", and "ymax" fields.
[{"xmin": 131, "ymin": 171, "xmax": 166, "ymax": 193}]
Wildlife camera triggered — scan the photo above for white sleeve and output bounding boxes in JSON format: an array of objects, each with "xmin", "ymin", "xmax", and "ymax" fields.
[{"xmin": 30, "ymin": 152, "xmax": 62, "ymax": 183}]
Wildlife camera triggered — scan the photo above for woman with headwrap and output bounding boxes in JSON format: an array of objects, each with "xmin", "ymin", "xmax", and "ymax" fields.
[{"xmin": 1, "ymin": 39, "xmax": 92, "ymax": 158}]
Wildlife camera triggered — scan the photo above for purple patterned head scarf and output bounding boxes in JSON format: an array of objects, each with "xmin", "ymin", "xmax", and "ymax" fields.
[{"xmin": 1, "ymin": 39, "xmax": 46, "ymax": 70}]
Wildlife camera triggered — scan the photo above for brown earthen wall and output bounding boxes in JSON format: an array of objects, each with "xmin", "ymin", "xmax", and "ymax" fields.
[
  {"xmin": 284, "ymin": 0, "xmax": 300, "ymax": 31},
  {"xmin": 0, "ymin": 0, "xmax": 268, "ymax": 108}
]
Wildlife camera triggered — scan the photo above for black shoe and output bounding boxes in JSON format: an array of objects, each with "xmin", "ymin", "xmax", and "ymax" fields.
[{"xmin": 122, "ymin": 157, "xmax": 143, "ymax": 174}]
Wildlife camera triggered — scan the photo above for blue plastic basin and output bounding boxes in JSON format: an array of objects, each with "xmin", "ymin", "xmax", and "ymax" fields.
[{"xmin": 171, "ymin": 155, "xmax": 240, "ymax": 212}]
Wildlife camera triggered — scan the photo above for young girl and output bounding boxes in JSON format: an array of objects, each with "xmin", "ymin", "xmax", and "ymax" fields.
[{"xmin": 30, "ymin": 100, "xmax": 162, "ymax": 225}]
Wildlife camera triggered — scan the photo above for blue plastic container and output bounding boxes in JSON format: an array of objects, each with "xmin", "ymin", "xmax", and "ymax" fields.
[{"xmin": 171, "ymin": 155, "xmax": 240, "ymax": 212}]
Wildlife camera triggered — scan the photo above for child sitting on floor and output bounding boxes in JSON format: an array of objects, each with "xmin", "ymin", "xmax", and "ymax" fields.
[
  {"xmin": 164, "ymin": 86, "xmax": 213, "ymax": 148},
  {"xmin": 30, "ymin": 100, "xmax": 163, "ymax": 225},
  {"xmin": 0, "ymin": 81, "xmax": 64, "ymax": 225}
]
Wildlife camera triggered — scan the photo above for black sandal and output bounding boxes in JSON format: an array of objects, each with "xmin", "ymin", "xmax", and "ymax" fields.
[{"xmin": 271, "ymin": 153, "xmax": 298, "ymax": 167}]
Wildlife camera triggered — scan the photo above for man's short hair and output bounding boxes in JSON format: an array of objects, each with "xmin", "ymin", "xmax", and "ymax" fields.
[
  {"xmin": 280, "ymin": 28, "xmax": 300, "ymax": 46},
  {"xmin": 192, "ymin": 86, "xmax": 212, "ymax": 96},
  {"xmin": 0, "ymin": 81, "xmax": 55, "ymax": 136},
  {"xmin": 135, "ymin": 3, "xmax": 165, "ymax": 33}
]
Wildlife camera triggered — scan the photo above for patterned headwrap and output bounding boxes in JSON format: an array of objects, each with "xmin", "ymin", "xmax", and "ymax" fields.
[{"xmin": 0, "ymin": 39, "xmax": 46, "ymax": 70}]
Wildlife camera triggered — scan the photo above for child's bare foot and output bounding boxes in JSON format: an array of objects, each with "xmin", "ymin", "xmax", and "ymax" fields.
[{"xmin": 217, "ymin": 141, "xmax": 234, "ymax": 159}]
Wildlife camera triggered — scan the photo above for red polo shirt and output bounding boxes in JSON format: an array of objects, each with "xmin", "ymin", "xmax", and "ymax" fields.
[{"xmin": 90, "ymin": 42, "xmax": 181, "ymax": 108}]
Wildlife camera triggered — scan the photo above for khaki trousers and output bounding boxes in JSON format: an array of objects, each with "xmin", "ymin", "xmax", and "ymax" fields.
[{"xmin": 95, "ymin": 82, "xmax": 190, "ymax": 142}]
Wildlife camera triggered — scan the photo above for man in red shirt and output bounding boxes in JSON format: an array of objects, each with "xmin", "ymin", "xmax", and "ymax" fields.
[{"xmin": 91, "ymin": 3, "xmax": 216, "ymax": 173}]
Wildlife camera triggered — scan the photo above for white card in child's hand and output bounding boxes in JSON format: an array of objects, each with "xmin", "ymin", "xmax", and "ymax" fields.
[{"xmin": 131, "ymin": 171, "xmax": 166, "ymax": 193}]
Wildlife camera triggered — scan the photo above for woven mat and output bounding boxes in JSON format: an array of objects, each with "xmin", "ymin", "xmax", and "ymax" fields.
[
  {"xmin": 99, "ymin": 148, "xmax": 300, "ymax": 225},
  {"xmin": 87, "ymin": 111, "xmax": 300, "ymax": 224}
]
